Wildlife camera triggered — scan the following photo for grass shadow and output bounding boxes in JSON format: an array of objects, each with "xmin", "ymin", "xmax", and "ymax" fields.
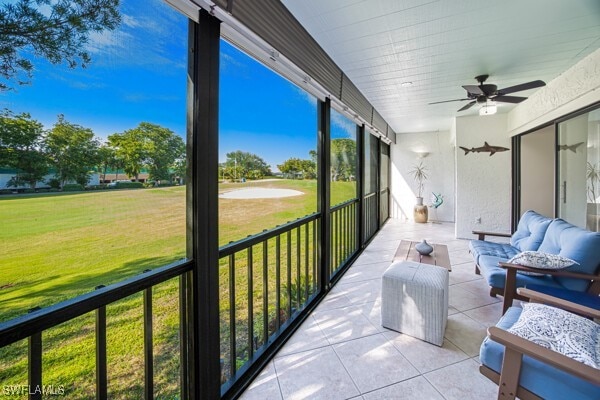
[{"xmin": 0, "ymin": 256, "xmax": 182, "ymax": 322}]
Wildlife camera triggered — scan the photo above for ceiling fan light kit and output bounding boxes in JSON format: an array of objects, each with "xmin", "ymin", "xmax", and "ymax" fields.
[
  {"xmin": 479, "ymin": 103, "xmax": 497, "ymax": 116},
  {"xmin": 429, "ymin": 74, "xmax": 546, "ymax": 114}
]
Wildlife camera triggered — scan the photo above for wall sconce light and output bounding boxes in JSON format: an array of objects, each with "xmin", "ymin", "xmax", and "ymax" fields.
[
  {"xmin": 479, "ymin": 102, "xmax": 497, "ymax": 116},
  {"xmin": 415, "ymin": 151, "xmax": 430, "ymax": 159}
]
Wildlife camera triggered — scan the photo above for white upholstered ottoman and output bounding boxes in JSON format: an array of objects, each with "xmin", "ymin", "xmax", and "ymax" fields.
[{"xmin": 381, "ymin": 261, "xmax": 449, "ymax": 346}]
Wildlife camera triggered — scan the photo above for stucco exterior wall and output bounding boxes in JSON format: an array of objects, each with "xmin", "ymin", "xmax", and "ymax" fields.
[
  {"xmin": 455, "ymin": 113, "xmax": 511, "ymax": 239},
  {"xmin": 508, "ymin": 48, "xmax": 600, "ymax": 136}
]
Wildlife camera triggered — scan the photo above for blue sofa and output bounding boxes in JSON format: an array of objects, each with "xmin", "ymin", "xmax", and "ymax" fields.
[{"xmin": 469, "ymin": 210, "xmax": 600, "ymax": 312}]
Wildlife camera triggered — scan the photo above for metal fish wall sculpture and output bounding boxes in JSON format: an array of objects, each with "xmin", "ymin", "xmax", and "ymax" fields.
[
  {"xmin": 557, "ymin": 142, "xmax": 584, "ymax": 153},
  {"xmin": 459, "ymin": 142, "xmax": 509, "ymax": 156}
]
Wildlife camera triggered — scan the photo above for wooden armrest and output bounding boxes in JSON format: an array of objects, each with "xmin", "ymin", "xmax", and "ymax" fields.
[
  {"xmin": 499, "ymin": 262, "xmax": 600, "ymax": 281},
  {"xmin": 488, "ymin": 326, "xmax": 600, "ymax": 385},
  {"xmin": 517, "ymin": 288, "xmax": 600, "ymax": 319},
  {"xmin": 499, "ymin": 262, "xmax": 600, "ymax": 314},
  {"xmin": 472, "ymin": 230, "xmax": 512, "ymax": 240}
]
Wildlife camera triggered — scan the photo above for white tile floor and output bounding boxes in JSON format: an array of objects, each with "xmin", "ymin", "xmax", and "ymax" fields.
[{"xmin": 240, "ymin": 219, "xmax": 503, "ymax": 400}]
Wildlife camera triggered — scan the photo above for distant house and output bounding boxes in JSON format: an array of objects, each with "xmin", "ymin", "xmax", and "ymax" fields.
[
  {"xmin": 0, "ymin": 167, "xmax": 100, "ymax": 190},
  {"xmin": 279, "ymin": 171, "xmax": 304, "ymax": 180},
  {"xmin": 97, "ymin": 167, "xmax": 154, "ymax": 184},
  {"xmin": 1, "ymin": 166, "xmax": 180, "ymax": 191}
]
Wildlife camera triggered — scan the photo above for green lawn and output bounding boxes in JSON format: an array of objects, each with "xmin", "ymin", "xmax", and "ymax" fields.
[
  {"xmin": 0, "ymin": 179, "xmax": 356, "ymax": 398},
  {"xmin": 0, "ymin": 186, "xmax": 187, "ymax": 321}
]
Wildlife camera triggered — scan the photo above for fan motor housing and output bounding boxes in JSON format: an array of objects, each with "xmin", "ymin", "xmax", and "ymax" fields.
[{"xmin": 480, "ymin": 84, "xmax": 497, "ymax": 96}]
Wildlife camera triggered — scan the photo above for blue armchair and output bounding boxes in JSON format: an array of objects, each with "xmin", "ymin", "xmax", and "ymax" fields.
[{"xmin": 480, "ymin": 288, "xmax": 600, "ymax": 400}]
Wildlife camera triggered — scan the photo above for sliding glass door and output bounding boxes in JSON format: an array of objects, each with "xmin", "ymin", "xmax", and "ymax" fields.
[
  {"xmin": 380, "ymin": 142, "xmax": 390, "ymax": 224},
  {"xmin": 557, "ymin": 109, "xmax": 600, "ymax": 231},
  {"xmin": 363, "ymin": 130, "xmax": 379, "ymax": 242},
  {"xmin": 519, "ymin": 125, "xmax": 555, "ymax": 218}
]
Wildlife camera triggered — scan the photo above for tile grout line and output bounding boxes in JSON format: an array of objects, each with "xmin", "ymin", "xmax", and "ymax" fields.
[
  {"xmin": 271, "ymin": 359, "xmax": 285, "ymax": 400},
  {"xmin": 330, "ymin": 340, "xmax": 362, "ymax": 398}
]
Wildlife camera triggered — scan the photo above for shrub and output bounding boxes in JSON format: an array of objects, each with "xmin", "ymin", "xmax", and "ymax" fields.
[
  {"xmin": 114, "ymin": 181, "xmax": 144, "ymax": 189},
  {"xmin": 246, "ymin": 170, "xmax": 263, "ymax": 180},
  {"xmin": 0, "ymin": 189, "xmax": 13, "ymax": 195},
  {"xmin": 86, "ymin": 184, "xmax": 107, "ymax": 191},
  {"xmin": 282, "ymin": 276, "xmax": 314, "ymax": 312},
  {"xmin": 23, "ymin": 188, "xmax": 36, "ymax": 194},
  {"xmin": 145, "ymin": 181, "xmax": 174, "ymax": 188},
  {"xmin": 47, "ymin": 178, "xmax": 61, "ymax": 189},
  {"xmin": 62, "ymin": 184, "xmax": 85, "ymax": 192}
]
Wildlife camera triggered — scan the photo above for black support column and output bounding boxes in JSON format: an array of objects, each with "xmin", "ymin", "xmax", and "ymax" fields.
[
  {"xmin": 185, "ymin": 9, "xmax": 221, "ymax": 400},
  {"xmin": 511, "ymin": 135, "xmax": 520, "ymax": 232},
  {"xmin": 356, "ymin": 124, "xmax": 365, "ymax": 248},
  {"xmin": 317, "ymin": 98, "xmax": 331, "ymax": 291},
  {"xmin": 376, "ymin": 137, "xmax": 382, "ymax": 229}
]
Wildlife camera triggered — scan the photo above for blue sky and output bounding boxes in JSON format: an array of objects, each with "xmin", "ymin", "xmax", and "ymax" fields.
[{"xmin": 0, "ymin": 0, "xmax": 355, "ymax": 170}]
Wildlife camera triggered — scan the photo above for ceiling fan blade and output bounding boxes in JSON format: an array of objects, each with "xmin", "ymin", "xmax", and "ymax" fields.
[
  {"xmin": 493, "ymin": 95, "xmax": 527, "ymax": 104},
  {"xmin": 457, "ymin": 101, "xmax": 476, "ymax": 112},
  {"xmin": 429, "ymin": 98, "xmax": 471, "ymax": 105},
  {"xmin": 462, "ymin": 85, "xmax": 484, "ymax": 95},
  {"xmin": 498, "ymin": 80, "xmax": 545, "ymax": 95}
]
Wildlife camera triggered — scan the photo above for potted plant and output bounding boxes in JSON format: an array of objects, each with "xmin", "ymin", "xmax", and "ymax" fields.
[
  {"xmin": 409, "ymin": 161, "xmax": 429, "ymax": 223},
  {"xmin": 587, "ymin": 161, "xmax": 600, "ymax": 231},
  {"xmin": 587, "ymin": 161, "xmax": 599, "ymax": 203}
]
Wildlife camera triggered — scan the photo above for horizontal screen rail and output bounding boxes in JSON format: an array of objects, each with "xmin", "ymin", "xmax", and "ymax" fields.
[
  {"xmin": 218, "ymin": 213, "xmax": 320, "ymax": 257},
  {"xmin": 330, "ymin": 198, "xmax": 358, "ymax": 213},
  {"xmin": 0, "ymin": 259, "xmax": 193, "ymax": 348}
]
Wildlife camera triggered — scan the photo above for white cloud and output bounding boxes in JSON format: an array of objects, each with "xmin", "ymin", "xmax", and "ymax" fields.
[
  {"xmin": 221, "ymin": 53, "xmax": 246, "ymax": 70},
  {"xmin": 85, "ymin": 5, "xmax": 187, "ymax": 71},
  {"xmin": 121, "ymin": 14, "xmax": 141, "ymax": 28},
  {"xmin": 294, "ymin": 86, "xmax": 317, "ymax": 107},
  {"xmin": 45, "ymin": 71, "xmax": 107, "ymax": 90},
  {"xmin": 86, "ymin": 29, "xmax": 132, "ymax": 54},
  {"xmin": 331, "ymin": 110, "xmax": 356, "ymax": 138}
]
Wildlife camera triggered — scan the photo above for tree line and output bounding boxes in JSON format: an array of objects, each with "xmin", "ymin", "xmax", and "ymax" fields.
[
  {"xmin": 0, "ymin": 110, "xmax": 185, "ymax": 189},
  {"xmin": 220, "ymin": 139, "xmax": 356, "ymax": 182},
  {"xmin": 1, "ymin": 108, "xmax": 358, "ymax": 189},
  {"xmin": 277, "ymin": 138, "xmax": 356, "ymax": 181},
  {"xmin": 220, "ymin": 150, "xmax": 272, "ymax": 181}
]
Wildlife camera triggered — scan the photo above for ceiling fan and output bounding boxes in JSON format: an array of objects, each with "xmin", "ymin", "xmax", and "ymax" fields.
[{"xmin": 429, "ymin": 75, "xmax": 546, "ymax": 112}]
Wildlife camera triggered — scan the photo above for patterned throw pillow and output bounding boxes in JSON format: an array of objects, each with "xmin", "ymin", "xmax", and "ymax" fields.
[
  {"xmin": 506, "ymin": 251, "xmax": 578, "ymax": 276},
  {"xmin": 507, "ymin": 303, "xmax": 599, "ymax": 369}
]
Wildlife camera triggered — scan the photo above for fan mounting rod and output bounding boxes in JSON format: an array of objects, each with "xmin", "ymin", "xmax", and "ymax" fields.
[{"xmin": 475, "ymin": 74, "xmax": 489, "ymax": 84}]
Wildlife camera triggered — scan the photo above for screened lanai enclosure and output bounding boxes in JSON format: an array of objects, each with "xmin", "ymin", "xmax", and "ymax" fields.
[
  {"xmin": 0, "ymin": 1, "xmax": 394, "ymax": 399},
  {"xmin": 4, "ymin": 1, "xmax": 598, "ymax": 399}
]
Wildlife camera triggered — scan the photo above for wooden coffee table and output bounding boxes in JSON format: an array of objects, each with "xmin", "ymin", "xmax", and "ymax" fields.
[{"xmin": 394, "ymin": 240, "xmax": 451, "ymax": 271}]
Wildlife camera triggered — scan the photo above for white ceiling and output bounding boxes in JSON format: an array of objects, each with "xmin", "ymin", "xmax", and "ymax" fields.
[{"xmin": 282, "ymin": 0, "xmax": 600, "ymax": 134}]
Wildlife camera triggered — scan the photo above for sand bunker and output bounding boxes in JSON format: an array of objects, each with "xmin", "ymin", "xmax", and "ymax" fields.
[{"xmin": 219, "ymin": 187, "xmax": 304, "ymax": 199}]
